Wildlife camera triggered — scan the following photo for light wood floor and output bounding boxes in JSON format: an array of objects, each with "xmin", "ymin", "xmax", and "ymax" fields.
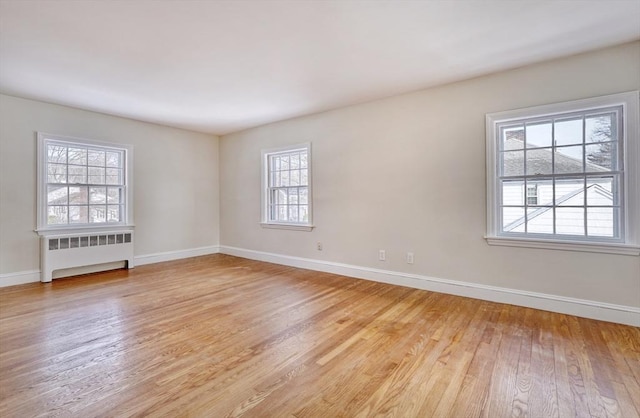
[{"xmin": 1, "ymin": 254, "xmax": 638, "ymax": 418}]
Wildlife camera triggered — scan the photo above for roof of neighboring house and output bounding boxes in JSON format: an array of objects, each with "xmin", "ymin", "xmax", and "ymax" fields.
[{"xmin": 504, "ymin": 135, "xmax": 608, "ymax": 175}]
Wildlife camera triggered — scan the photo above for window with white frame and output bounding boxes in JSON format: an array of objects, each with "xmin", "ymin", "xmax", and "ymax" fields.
[
  {"xmin": 261, "ymin": 143, "xmax": 313, "ymax": 230},
  {"xmin": 526, "ymin": 184, "xmax": 538, "ymax": 206},
  {"xmin": 37, "ymin": 133, "xmax": 133, "ymax": 231},
  {"xmin": 486, "ymin": 91, "xmax": 639, "ymax": 255}
]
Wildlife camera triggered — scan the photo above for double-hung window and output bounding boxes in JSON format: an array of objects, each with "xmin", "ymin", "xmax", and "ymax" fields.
[
  {"xmin": 37, "ymin": 133, "xmax": 133, "ymax": 232},
  {"xmin": 261, "ymin": 143, "xmax": 313, "ymax": 231},
  {"xmin": 486, "ymin": 91, "xmax": 639, "ymax": 255}
]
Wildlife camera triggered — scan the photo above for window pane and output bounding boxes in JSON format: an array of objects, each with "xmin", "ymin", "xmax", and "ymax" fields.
[
  {"xmin": 107, "ymin": 205, "xmax": 121, "ymax": 222},
  {"xmin": 526, "ymin": 148, "xmax": 553, "ymax": 176},
  {"xmin": 502, "ymin": 151, "xmax": 524, "ymax": 176},
  {"xmin": 586, "ymin": 113, "xmax": 614, "ymax": 143},
  {"xmin": 586, "ymin": 142, "xmax": 615, "ymax": 171},
  {"xmin": 299, "ymin": 205, "xmax": 309, "ymax": 222},
  {"xmin": 554, "ymin": 145, "xmax": 583, "ymax": 174},
  {"xmin": 502, "ymin": 207, "xmax": 524, "ymax": 232},
  {"xmin": 288, "ymin": 206, "xmax": 299, "ymax": 222},
  {"xmin": 556, "ymin": 207, "xmax": 584, "ymax": 235},
  {"xmin": 90, "ymin": 187, "xmax": 106, "ymax": 204},
  {"xmin": 299, "ymin": 187, "xmax": 308, "ymax": 204},
  {"xmin": 554, "ymin": 118, "xmax": 583, "ymax": 146},
  {"xmin": 501, "ymin": 125, "xmax": 524, "ymax": 150},
  {"xmin": 68, "ymin": 165, "xmax": 87, "ymax": 184},
  {"xmin": 68, "ymin": 148, "xmax": 87, "ymax": 165},
  {"xmin": 526, "ymin": 122, "xmax": 552, "ymax": 148},
  {"xmin": 290, "ymin": 154, "xmax": 300, "ymax": 169},
  {"xmin": 288, "ymin": 189, "xmax": 298, "ymax": 204},
  {"xmin": 290, "ymin": 170, "xmax": 300, "ymax": 186},
  {"xmin": 88, "ymin": 150, "xmax": 105, "ymax": 166},
  {"xmin": 277, "ymin": 205, "xmax": 286, "ymax": 221},
  {"xmin": 69, "ymin": 206, "xmax": 88, "ymax": 224},
  {"xmin": 89, "ymin": 206, "xmax": 106, "ymax": 223},
  {"xmin": 47, "ymin": 185, "xmax": 68, "ymax": 205},
  {"xmin": 587, "ymin": 207, "xmax": 615, "ymax": 237},
  {"xmin": 47, "ymin": 206, "xmax": 68, "ymax": 224},
  {"xmin": 586, "ymin": 177, "xmax": 616, "ymax": 206},
  {"xmin": 501, "ymin": 180, "xmax": 524, "ymax": 206},
  {"xmin": 300, "ymin": 152, "xmax": 308, "ymax": 168},
  {"xmin": 300, "ymin": 169, "xmax": 308, "ymax": 186},
  {"xmin": 526, "ymin": 179, "xmax": 552, "ymax": 206},
  {"xmin": 107, "ymin": 187, "xmax": 121, "ymax": 204},
  {"xmin": 106, "ymin": 151, "xmax": 122, "ymax": 168},
  {"xmin": 106, "ymin": 168, "xmax": 122, "ymax": 185},
  {"xmin": 88, "ymin": 167, "xmax": 105, "ymax": 184},
  {"xmin": 527, "ymin": 207, "xmax": 554, "ymax": 234},
  {"xmin": 280, "ymin": 171, "xmax": 290, "ymax": 187},
  {"xmin": 280, "ymin": 156, "xmax": 289, "ymax": 170},
  {"xmin": 555, "ymin": 177, "xmax": 584, "ymax": 206},
  {"xmin": 69, "ymin": 186, "xmax": 88, "ymax": 204},
  {"xmin": 47, "ymin": 145, "xmax": 67, "ymax": 163},
  {"xmin": 48, "ymin": 163, "xmax": 67, "ymax": 183}
]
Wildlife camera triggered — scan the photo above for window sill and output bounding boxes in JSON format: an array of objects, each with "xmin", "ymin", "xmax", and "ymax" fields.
[
  {"xmin": 260, "ymin": 222, "xmax": 314, "ymax": 232},
  {"xmin": 35, "ymin": 224, "xmax": 135, "ymax": 237},
  {"xmin": 485, "ymin": 235, "xmax": 640, "ymax": 256}
]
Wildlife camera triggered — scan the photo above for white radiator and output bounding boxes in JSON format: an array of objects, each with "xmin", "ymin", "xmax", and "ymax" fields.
[{"xmin": 40, "ymin": 231, "xmax": 135, "ymax": 282}]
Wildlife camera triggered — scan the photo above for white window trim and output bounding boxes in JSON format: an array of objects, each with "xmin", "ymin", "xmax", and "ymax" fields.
[
  {"xmin": 485, "ymin": 91, "xmax": 640, "ymax": 256},
  {"xmin": 260, "ymin": 142, "xmax": 314, "ymax": 231},
  {"xmin": 36, "ymin": 132, "xmax": 134, "ymax": 236}
]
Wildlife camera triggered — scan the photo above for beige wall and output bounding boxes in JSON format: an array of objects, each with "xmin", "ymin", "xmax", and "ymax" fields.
[
  {"xmin": 0, "ymin": 95, "xmax": 220, "ymax": 274},
  {"xmin": 220, "ymin": 41, "xmax": 640, "ymax": 308}
]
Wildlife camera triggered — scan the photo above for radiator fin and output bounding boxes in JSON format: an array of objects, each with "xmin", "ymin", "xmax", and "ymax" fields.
[{"xmin": 48, "ymin": 233, "xmax": 132, "ymax": 251}]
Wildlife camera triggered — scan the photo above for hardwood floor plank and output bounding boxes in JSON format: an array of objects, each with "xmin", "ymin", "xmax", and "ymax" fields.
[{"xmin": 1, "ymin": 254, "xmax": 639, "ymax": 418}]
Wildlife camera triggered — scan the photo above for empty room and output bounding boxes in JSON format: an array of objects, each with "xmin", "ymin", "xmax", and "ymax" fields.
[{"xmin": 1, "ymin": 1, "xmax": 639, "ymax": 417}]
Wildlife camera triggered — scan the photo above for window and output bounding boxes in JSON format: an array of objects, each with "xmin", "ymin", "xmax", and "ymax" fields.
[
  {"xmin": 261, "ymin": 143, "xmax": 313, "ymax": 230},
  {"xmin": 37, "ymin": 133, "xmax": 133, "ymax": 232},
  {"xmin": 486, "ymin": 92, "xmax": 639, "ymax": 255},
  {"xmin": 526, "ymin": 184, "xmax": 538, "ymax": 206}
]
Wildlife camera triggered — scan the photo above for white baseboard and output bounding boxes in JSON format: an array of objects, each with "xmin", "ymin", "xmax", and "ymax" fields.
[
  {"xmin": 219, "ymin": 245, "xmax": 640, "ymax": 327},
  {"xmin": 134, "ymin": 245, "xmax": 220, "ymax": 266},
  {"xmin": 0, "ymin": 245, "xmax": 220, "ymax": 288},
  {"xmin": 0, "ymin": 270, "xmax": 40, "ymax": 287}
]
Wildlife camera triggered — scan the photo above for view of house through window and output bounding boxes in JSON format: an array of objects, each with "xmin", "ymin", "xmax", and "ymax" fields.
[
  {"xmin": 38, "ymin": 134, "xmax": 129, "ymax": 229},
  {"xmin": 486, "ymin": 91, "xmax": 640, "ymax": 254},
  {"xmin": 497, "ymin": 108, "xmax": 621, "ymax": 239},
  {"xmin": 263, "ymin": 144, "xmax": 312, "ymax": 227}
]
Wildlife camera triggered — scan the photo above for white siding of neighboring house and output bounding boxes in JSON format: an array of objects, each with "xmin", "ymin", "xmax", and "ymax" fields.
[{"xmin": 502, "ymin": 179, "xmax": 613, "ymax": 236}]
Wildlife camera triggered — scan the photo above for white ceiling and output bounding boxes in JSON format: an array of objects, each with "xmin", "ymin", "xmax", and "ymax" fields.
[{"xmin": 1, "ymin": 1, "xmax": 639, "ymax": 135}]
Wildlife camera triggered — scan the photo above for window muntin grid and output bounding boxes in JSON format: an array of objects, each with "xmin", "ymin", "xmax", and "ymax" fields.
[
  {"xmin": 266, "ymin": 148, "xmax": 310, "ymax": 224},
  {"xmin": 44, "ymin": 140, "xmax": 126, "ymax": 226},
  {"xmin": 497, "ymin": 106, "xmax": 623, "ymax": 240}
]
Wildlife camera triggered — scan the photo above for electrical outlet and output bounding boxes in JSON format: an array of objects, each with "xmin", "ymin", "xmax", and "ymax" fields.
[
  {"xmin": 317, "ymin": 242, "xmax": 323, "ymax": 251},
  {"xmin": 407, "ymin": 252, "xmax": 414, "ymax": 264},
  {"xmin": 379, "ymin": 250, "xmax": 386, "ymax": 261}
]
